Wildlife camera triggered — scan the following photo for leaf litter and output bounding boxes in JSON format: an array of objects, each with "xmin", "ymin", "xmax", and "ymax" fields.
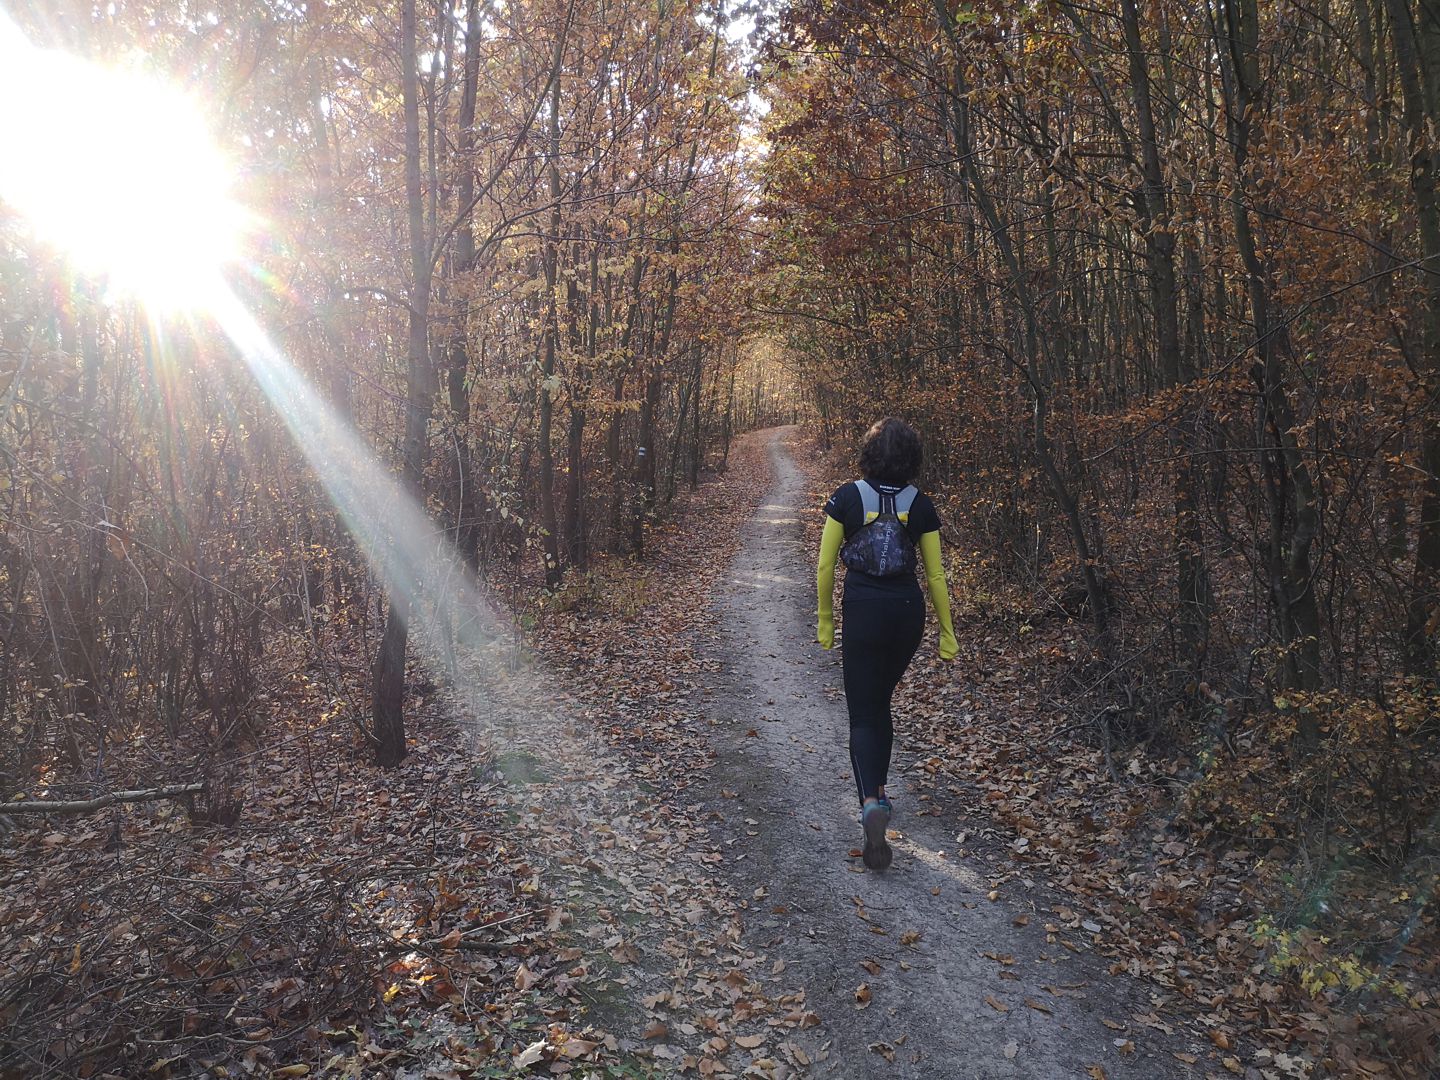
[{"xmin": 0, "ymin": 432, "xmax": 816, "ymax": 1079}]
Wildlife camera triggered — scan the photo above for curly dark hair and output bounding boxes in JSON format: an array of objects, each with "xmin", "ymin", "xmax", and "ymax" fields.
[{"xmin": 858, "ymin": 417, "xmax": 923, "ymax": 486}]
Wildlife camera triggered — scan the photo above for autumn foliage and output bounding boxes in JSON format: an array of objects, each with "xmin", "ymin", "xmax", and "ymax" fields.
[{"xmin": 758, "ymin": 0, "xmax": 1440, "ymax": 1070}]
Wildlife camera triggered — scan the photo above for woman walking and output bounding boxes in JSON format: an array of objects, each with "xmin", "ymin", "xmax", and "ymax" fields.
[{"xmin": 816, "ymin": 418, "xmax": 957, "ymax": 869}]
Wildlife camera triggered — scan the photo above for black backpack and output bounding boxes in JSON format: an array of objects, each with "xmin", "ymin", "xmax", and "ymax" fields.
[{"xmin": 840, "ymin": 480, "xmax": 919, "ymax": 577}]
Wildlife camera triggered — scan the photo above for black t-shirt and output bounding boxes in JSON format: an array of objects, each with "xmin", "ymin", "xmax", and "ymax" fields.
[{"xmin": 824, "ymin": 481, "xmax": 942, "ymax": 601}]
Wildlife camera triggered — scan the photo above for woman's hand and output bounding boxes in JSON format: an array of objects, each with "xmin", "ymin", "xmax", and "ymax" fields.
[
  {"xmin": 818, "ymin": 612, "xmax": 835, "ymax": 649},
  {"xmin": 938, "ymin": 630, "xmax": 958, "ymax": 661}
]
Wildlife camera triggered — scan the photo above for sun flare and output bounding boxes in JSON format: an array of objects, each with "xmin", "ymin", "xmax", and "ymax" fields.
[{"xmin": 0, "ymin": 15, "xmax": 244, "ymax": 311}]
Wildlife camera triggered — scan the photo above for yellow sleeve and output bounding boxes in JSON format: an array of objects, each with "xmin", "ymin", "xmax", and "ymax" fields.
[
  {"xmin": 816, "ymin": 516, "xmax": 844, "ymax": 648},
  {"xmin": 919, "ymin": 530, "xmax": 958, "ymax": 660}
]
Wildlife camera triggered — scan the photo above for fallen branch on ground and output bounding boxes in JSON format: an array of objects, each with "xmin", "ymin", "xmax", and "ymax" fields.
[{"xmin": 0, "ymin": 782, "xmax": 205, "ymax": 816}]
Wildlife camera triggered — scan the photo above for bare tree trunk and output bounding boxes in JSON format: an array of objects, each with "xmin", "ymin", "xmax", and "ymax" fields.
[
  {"xmin": 722, "ymin": 367, "xmax": 736, "ymax": 465},
  {"xmin": 372, "ymin": 0, "xmax": 435, "ymax": 768},
  {"xmin": 1119, "ymin": 0, "xmax": 1211, "ymax": 659},
  {"xmin": 689, "ymin": 347, "xmax": 705, "ymax": 488},
  {"xmin": 537, "ymin": 44, "xmax": 565, "ymax": 589},
  {"xmin": 445, "ymin": 0, "xmax": 483, "ymax": 569},
  {"xmin": 631, "ymin": 369, "xmax": 663, "ymax": 553},
  {"xmin": 565, "ymin": 403, "xmax": 586, "ymax": 567},
  {"xmin": 604, "ymin": 373, "xmax": 627, "ymax": 548},
  {"xmin": 1214, "ymin": 0, "xmax": 1323, "ymax": 738},
  {"xmin": 1384, "ymin": 0, "xmax": 1440, "ymax": 676}
]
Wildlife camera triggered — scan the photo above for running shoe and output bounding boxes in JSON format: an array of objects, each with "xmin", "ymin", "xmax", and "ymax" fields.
[{"xmin": 861, "ymin": 799, "xmax": 893, "ymax": 870}]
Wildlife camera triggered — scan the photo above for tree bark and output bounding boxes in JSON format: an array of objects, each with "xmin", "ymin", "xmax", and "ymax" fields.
[
  {"xmin": 1119, "ymin": 0, "xmax": 1211, "ymax": 659},
  {"xmin": 537, "ymin": 37, "xmax": 565, "ymax": 589},
  {"xmin": 1384, "ymin": 0, "xmax": 1440, "ymax": 676},
  {"xmin": 1214, "ymin": 0, "xmax": 1323, "ymax": 737},
  {"xmin": 445, "ymin": 0, "xmax": 484, "ymax": 569},
  {"xmin": 372, "ymin": 0, "xmax": 435, "ymax": 768}
]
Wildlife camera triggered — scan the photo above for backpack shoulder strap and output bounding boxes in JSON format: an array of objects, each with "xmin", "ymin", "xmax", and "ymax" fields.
[
  {"xmin": 896, "ymin": 486, "xmax": 919, "ymax": 515},
  {"xmin": 854, "ymin": 480, "xmax": 879, "ymax": 518}
]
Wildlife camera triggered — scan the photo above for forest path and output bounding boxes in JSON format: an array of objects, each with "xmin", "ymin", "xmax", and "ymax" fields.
[{"xmin": 693, "ymin": 427, "xmax": 1181, "ymax": 1079}]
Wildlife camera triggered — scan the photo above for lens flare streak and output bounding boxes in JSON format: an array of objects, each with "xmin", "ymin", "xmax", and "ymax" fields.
[{"xmin": 209, "ymin": 287, "xmax": 491, "ymax": 663}]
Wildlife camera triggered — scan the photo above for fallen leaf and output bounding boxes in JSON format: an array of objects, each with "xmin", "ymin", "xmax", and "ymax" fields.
[
  {"xmin": 514, "ymin": 1040, "xmax": 548, "ymax": 1069},
  {"xmin": 557, "ymin": 1040, "xmax": 599, "ymax": 1060},
  {"xmin": 855, "ymin": 984, "xmax": 872, "ymax": 1008},
  {"xmin": 984, "ymin": 995, "xmax": 1009, "ymax": 1013}
]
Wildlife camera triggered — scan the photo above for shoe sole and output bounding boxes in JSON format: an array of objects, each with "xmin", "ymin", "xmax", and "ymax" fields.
[{"xmin": 862, "ymin": 804, "xmax": 892, "ymax": 870}]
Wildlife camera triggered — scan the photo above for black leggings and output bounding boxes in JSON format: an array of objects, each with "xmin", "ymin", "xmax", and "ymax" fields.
[{"xmin": 842, "ymin": 596, "xmax": 925, "ymax": 805}]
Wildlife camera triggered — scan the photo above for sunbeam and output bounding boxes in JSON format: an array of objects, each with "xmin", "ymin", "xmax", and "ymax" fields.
[{"xmin": 208, "ymin": 287, "xmax": 490, "ymax": 663}]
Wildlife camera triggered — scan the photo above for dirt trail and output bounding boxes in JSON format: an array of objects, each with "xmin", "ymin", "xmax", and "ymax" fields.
[{"xmin": 695, "ymin": 427, "xmax": 1182, "ymax": 1079}]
